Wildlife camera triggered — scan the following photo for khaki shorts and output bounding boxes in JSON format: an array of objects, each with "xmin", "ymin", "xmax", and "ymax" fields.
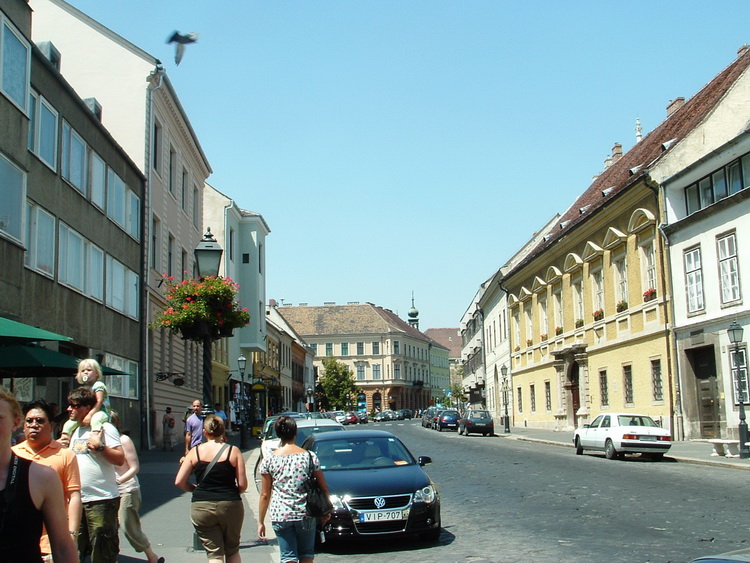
[{"xmin": 191, "ymin": 500, "xmax": 244, "ymax": 558}]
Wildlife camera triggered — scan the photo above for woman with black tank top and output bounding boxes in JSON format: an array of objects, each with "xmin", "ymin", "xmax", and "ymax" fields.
[
  {"xmin": 176, "ymin": 414, "xmax": 247, "ymax": 562},
  {"xmin": 0, "ymin": 387, "xmax": 77, "ymax": 563}
]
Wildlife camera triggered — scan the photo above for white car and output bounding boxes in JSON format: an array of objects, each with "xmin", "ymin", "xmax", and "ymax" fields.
[{"xmin": 573, "ymin": 413, "xmax": 672, "ymax": 460}]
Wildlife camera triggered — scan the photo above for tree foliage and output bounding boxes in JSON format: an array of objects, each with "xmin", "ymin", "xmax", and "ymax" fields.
[{"xmin": 319, "ymin": 357, "xmax": 357, "ymax": 410}]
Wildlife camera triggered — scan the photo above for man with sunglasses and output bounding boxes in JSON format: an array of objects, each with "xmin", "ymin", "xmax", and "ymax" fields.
[
  {"xmin": 12, "ymin": 399, "xmax": 82, "ymax": 561},
  {"xmin": 66, "ymin": 387, "xmax": 124, "ymax": 563}
]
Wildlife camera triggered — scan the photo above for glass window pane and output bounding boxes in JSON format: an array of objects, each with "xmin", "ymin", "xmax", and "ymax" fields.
[
  {"xmin": 728, "ymin": 162, "xmax": 743, "ymax": 195},
  {"xmin": 2, "ymin": 23, "xmax": 29, "ymax": 109},
  {"xmin": 685, "ymin": 184, "xmax": 700, "ymax": 215},
  {"xmin": 0, "ymin": 154, "xmax": 24, "ymax": 240},
  {"xmin": 743, "ymin": 155, "xmax": 750, "ymax": 190},
  {"xmin": 90, "ymin": 152, "xmax": 106, "ymax": 209},
  {"xmin": 712, "ymin": 169, "xmax": 727, "ymax": 200},
  {"xmin": 39, "ymin": 100, "xmax": 57, "ymax": 167},
  {"xmin": 699, "ymin": 177, "xmax": 713, "ymax": 208}
]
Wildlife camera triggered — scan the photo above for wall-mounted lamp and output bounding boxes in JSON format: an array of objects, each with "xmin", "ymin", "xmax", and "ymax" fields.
[{"xmin": 156, "ymin": 372, "xmax": 185, "ymax": 386}]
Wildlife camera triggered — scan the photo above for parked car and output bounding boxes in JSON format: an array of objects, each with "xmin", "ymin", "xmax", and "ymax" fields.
[
  {"xmin": 345, "ymin": 411, "xmax": 359, "ymax": 424},
  {"xmin": 433, "ymin": 409, "xmax": 460, "ymax": 431},
  {"xmin": 330, "ymin": 410, "xmax": 349, "ymax": 424},
  {"xmin": 397, "ymin": 409, "xmax": 413, "ymax": 419},
  {"xmin": 458, "ymin": 409, "xmax": 494, "ymax": 436},
  {"xmin": 421, "ymin": 407, "xmax": 437, "ymax": 428},
  {"xmin": 255, "ymin": 417, "xmax": 344, "ymax": 490},
  {"xmin": 573, "ymin": 413, "xmax": 672, "ymax": 460},
  {"xmin": 373, "ymin": 410, "xmax": 396, "ymax": 422},
  {"xmin": 356, "ymin": 411, "xmax": 369, "ymax": 424},
  {"xmin": 302, "ymin": 429, "xmax": 441, "ymax": 541},
  {"xmin": 691, "ymin": 547, "xmax": 750, "ymax": 562}
]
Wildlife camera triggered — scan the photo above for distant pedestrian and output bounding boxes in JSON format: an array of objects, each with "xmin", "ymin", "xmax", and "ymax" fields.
[
  {"xmin": 13, "ymin": 398, "xmax": 82, "ymax": 561},
  {"xmin": 162, "ymin": 407, "xmax": 177, "ymax": 451},
  {"xmin": 0, "ymin": 386, "xmax": 78, "ymax": 563},
  {"xmin": 184, "ymin": 400, "xmax": 204, "ymax": 460},
  {"xmin": 258, "ymin": 415, "xmax": 331, "ymax": 563},
  {"xmin": 175, "ymin": 414, "xmax": 247, "ymax": 561},
  {"xmin": 110, "ymin": 412, "xmax": 163, "ymax": 563}
]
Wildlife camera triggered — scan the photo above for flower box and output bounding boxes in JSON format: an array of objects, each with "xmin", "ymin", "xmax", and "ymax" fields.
[
  {"xmin": 526, "ymin": 339, "xmax": 533, "ymax": 347},
  {"xmin": 540, "ymin": 334, "xmax": 548, "ymax": 341},
  {"xmin": 575, "ymin": 319, "xmax": 584, "ymax": 329},
  {"xmin": 555, "ymin": 326, "xmax": 563, "ymax": 336},
  {"xmin": 643, "ymin": 288, "xmax": 657, "ymax": 302},
  {"xmin": 616, "ymin": 300, "xmax": 628, "ymax": 313},
  {"xmin": 514, "ymin": 345, "xmax": 520, "ymax": 352},
  {"xmin": 592, "ymin": 309, "xmax": 604, "ymax": 322}
]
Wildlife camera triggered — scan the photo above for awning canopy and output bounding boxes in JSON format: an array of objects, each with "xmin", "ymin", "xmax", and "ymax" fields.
[
  {"xmin": 0, "ymin": 317, "xmax": 72, "ymax": 345},
  {"xmin": 0, "ymin": 344, "xmax": 129, "ymax": 377}
]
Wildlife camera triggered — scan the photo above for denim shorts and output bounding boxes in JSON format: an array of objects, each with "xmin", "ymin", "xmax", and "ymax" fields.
[{"xmin": 272, "ymin": 517, "xmax": 316, "ymax": 563}]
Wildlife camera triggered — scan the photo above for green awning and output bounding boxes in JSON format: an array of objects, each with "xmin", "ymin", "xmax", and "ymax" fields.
[
  {"xmin": 0, "ymin": 344, "xmax": 129, "ymax": 377},
  {"xmin": 0, "ymin": 317, "xmax": 72, "ymax": 344}
]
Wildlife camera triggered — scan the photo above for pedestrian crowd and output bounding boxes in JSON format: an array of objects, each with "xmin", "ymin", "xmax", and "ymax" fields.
[{"xmin": 0, "ymin": 358, "xmax": 332, "ymax": 563}]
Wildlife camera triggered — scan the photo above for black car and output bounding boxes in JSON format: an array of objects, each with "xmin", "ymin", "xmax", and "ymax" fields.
[
  {"xmin": 458, "ymin": 409, "xmax": 494, "ymax": 436},
  {"xmin": 302, "ymin": 429, "xmax": 441, "ymax": 541}
]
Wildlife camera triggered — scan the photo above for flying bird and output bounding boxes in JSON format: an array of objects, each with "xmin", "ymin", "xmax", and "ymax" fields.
[{"xmin": 166, "ymin": 31, "xmax": 198, "ymax": 65}]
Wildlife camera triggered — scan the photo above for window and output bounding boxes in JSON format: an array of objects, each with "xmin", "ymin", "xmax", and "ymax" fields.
[
  {"xmin": 325, "ymin": 343, "xmax": 333, "ymax": 356},
  {"xmin": 372, "ymin": 364, "xmax": 381, "ymax": 379},
  {"xmin": 553, "ymin": 286, "xmax": 563, "ymax": 333},
  {"xmin": 357, "ymin": 342, "xmax": 364, "ymax": 355},
  {"xmin": 58, "ymin": 223, "xmax": 104, "ymax": 300},
  {"xmin": 372, "ymin": 341, "xmax": 380, "ymax": 355},
  {"xmin": 180, "ymin": 250, "xmax": 187, "ymax": 281},
  {"xmin": 150, "ymin": 216, "xmax": 160, "ymax": 270},
  {"xmin": 513, "ymin": 311, "xmax": 521, "ymax": 345},
  {"xmin": 27, "ymin": 92, "xmax": 57, "ymax": 168},
  {"xmin": 525, "ymin": 306, "xmax": 533, "ymax": 341},
  {"xmin": 592, "ymin": 268, "xmax": 604, "ymax": 311},
  {"xmin": 61, "ymin": 122, "xmax": 87, "ymax": 194},
  {"xmin": 538, "ymin": 297, "xmax": 548, "ymax": 336},
  {"xmin": 310, "ymin": 343, "xmax": 317, "ymax": 356},
  {"xmin": 1, "ymin": 18, "xmax": 30, "ymax": 111},
  {"xmin": 104, "ymin": 354, "xmax": 139, "ymax": 399},
  {"xmin": 357, "ymin": 365, "xmax": 365, "ymax": 380},
  {"xmin": 181, "ymin": 167, "xmax": 188, "ymax": 209},
  {"xmin": 684, "ymin": 247, "xmax": 704, "ymax": 313},
  {"xmin": 517, "ymin": 387, "xmax": 523, "ymax": 413},
  {"xmin": 641, "ymin": 240, "xmax": 656, "ymax": 294},
  {"xmin": 394, "ymin": 364, "xmax": 401, "ymax": 379},
  {"xmin": 614, "ymin": 255, "xmax": 628, "ymax": 303},
  {"xmin": 0, "ymin": 151, "xmax": 25, "ymax": 241},
  {"xmin": 106, "ymin": 256, "xmax": 138, "ymax": 318},
  {"xmin": 25, "ymin": 203, "xmax": 55, "ymax": 277},
  {"xmin": 152, "ymin": 120, "xmax": 161, "ymax": 173},
  {"xmin": 167, "ymin": 235, "xmax": 174, "ymax": 277},
  {"xmin": 89, "ymin": 152, "xmax": 106, "ymax": 210},
  {"xmin": 168, "ymin": 146, "xmax": 176, "ymax": 193},
  {"xmin": 572, "ymin": 278, "xmax": 584, "ymax": 324},
  {"xmin": 599, "ymin": 369, "xmax": 609, "ymax": 407},
  {"xmin": 192, "ymin": 185, "xmax": 200, "ymax": 227},
  {"xmin": 544, "ymin": 381, "xmax": 551, "ymax": 411},
  {"xmin": 623, "ymin": 365, "xmax": 633, "ymax": 404},
  {"xmin": 651, "ymin": 359, "xmax": 664, "ymax": 402},
  {"xmin": 718, "ymin": 233, "xmax": 741, "ymax": 304},
  {"xmin": 341, "ymin": 342, "xmax": 349, "ymax": 356},
  {"xmin": 530, "ymin": 384, "xmax": 536, "ymax": 412},
  {"xmin": 684, "ymin": 153, "xmax": 750, "ymax": 215},
  {"xmin": 393, "ymin": 341, "xmax": 400, "ymax": 354},
  {"xmin": 732, "ymin": 347, "xmax": 748, "ymax": 405}
]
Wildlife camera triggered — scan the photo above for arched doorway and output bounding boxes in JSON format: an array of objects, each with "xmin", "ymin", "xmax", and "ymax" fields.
[
  {"xmin": 372, "ymin": 392, "xmax": 382, "ymax": 412},
  {"xmin": 569, "ymin": 362, "xmax": 580, "ymax": 428}
]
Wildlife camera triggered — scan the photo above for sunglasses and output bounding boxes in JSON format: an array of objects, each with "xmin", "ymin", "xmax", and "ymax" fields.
[{"xmin": 25, "ymin": 417, "xmax": 48, "ymax": 425}]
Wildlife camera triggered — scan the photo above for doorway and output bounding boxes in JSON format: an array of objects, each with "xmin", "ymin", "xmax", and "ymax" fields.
[
  {"xmin": 687, "ymin": 345, "xmax": 720, "ymax": 438},
  {"xmin": 569, "ymin": 362, "xmax": 580, "ymax": 428}
]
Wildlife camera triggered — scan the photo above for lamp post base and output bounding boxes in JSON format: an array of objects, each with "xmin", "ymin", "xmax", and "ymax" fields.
[{"xmin": 739, "ymin": 405, "xmax": 749, "ymax": 459}]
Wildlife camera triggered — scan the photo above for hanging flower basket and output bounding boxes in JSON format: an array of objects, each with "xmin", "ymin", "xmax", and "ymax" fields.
[{"xmin": 151, "ymin": 275, "xmax": 250, "ymax": 342}]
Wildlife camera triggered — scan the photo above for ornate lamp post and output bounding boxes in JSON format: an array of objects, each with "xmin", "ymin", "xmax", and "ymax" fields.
[
  {"xmin": 237, "ymin": 354, "xmax": 250, "ymax": 449},
  {"xmin": 728, "ymin": 320, "xmax": 748, "ymax": 459},
  {"xmin": 307, "ymin": 386, "xmax": 314, "ymax": 412},
  {"xmin": 194, "ymin": 228, "xmax": 223, "ymax": 408},
  {"xmin": 501, "ymin": 364, "xmax": 511, "ymax": 434}
]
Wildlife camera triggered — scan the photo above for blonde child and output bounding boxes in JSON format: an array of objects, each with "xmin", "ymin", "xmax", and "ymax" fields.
[{"xmin": 61, "ymin": 359, "xmax": 111, "ymax": 443}]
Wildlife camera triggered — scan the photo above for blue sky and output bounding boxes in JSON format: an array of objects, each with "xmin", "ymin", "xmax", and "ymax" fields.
[{"xmin": 64, "ymin": 0, "xmax": 750, "ymax": 330}]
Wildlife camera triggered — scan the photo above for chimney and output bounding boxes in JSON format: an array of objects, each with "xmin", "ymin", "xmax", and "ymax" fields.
[
  {"xmin": 667, "ymin": 97, "xmax": 685, "ymax": 117},
  {"xmin": 611, "ymin": 143, "xmax": 623, "ymax": 163}
]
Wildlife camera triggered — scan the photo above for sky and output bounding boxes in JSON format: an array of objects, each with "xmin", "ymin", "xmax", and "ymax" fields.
[{"xmin": 62, "ymin": 0, "xmax": 750, "ymax": 330}]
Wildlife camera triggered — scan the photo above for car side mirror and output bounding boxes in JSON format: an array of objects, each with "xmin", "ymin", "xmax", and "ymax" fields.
[
  {"xmin": 418, "ymin": 456, "xmax": 432, "ymax": 466},
  {"xmin": 582, "ymin": 424, "xmax": 590, "ymax": 429}
]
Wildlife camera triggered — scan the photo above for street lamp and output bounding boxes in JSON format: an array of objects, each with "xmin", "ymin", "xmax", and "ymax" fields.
[
  {"xmin": 194, "ymin": 228, "xmax": 223, "ymax": 408},
  {"xmin": 307, "ymin": 386, "xmax": 314, "ymax": 412},
  {"xmin": 237, "ymin": 354, "xmax": 250, "ymax": 449},
  {"xmin": 728, "ymin": 320, "xmax": 748, "ymax": 458},
  {"xmin": 501, "ymin": 364, "xmax": 511, "ymax": 434}
]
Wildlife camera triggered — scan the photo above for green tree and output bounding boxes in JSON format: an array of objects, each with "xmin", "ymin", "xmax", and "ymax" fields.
[
  {"xmin": 319, "ymin": 357, "xmax": 358, "ymax": 410},
  {"xmin": 447, "ymin": 383, "xmax": 466, "ymax": 409}
]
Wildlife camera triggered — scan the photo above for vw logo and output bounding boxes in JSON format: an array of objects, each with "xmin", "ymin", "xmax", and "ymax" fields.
[{"xmin": 373, "ymin": 497, "xmax": 386, "ymax": 509}]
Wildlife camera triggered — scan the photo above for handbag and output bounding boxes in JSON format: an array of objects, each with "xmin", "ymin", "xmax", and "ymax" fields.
[{"xmin": 305, "ymin": 451, "xmax": 333, "ymax": 517}]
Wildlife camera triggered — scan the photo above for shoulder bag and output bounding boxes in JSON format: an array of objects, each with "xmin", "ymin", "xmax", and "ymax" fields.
[
  {"xmin": 305, "ymin": 451, "xmax": 333, "ymax": 517},
  {"xmin": 196, "ymin": 443, "xmax": 230, "ymax": 486}
]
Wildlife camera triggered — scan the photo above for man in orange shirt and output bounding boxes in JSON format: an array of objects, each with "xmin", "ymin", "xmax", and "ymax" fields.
[{"xmin": 13, "ymin": 398, "xmax": 82, "ymax": 561}]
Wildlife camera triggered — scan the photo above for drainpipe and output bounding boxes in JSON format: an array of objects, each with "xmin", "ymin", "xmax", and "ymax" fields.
[
  {"xmin": 142, "ymin": 65, "xmax": 165, "ymax": 450},
  {"xmin": 644, "ymin": 172, "xmax": 682, "ymax": 441}
]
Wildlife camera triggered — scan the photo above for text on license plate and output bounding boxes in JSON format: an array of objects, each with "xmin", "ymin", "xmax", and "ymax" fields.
[
  {"xmin": 360, "ymin": 510, "xmax": 405, "ymax": 522},
  {"xmin": 639, "ymin": 436, "xmax": 657, "ymax": 441}
]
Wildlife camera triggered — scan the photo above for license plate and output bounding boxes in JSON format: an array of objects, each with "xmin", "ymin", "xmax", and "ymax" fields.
[
  {"xmin": 474, "ymin": 423, "xmax": 486, "ymax": 427},
  {"xmin": 360, "ymin": 510, "xmax": 404, "ymax": 522},
  {"xmin": 640, "ymin": 436, "xmax": 657, "ymax": 441}
]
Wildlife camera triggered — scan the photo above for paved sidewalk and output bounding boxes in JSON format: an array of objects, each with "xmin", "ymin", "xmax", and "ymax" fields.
[
  {"xmin": 117, "ymin": 433, "xmax": 278, "ymax": 563},
  {"xmin": 501, "ymin": 425, "xmax": 750, "ymax": 470}
]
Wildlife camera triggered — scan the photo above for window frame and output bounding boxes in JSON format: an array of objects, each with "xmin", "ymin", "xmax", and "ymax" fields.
[
  {"xmin": 684, "ymin": 246, "xmax": 705, "ymax": 313},
  {"xmin": 717, "ymin": 233, "xmax": 741, "ymax": 305},
  {"xmin": 1, "ymin": 18, "xmax": 31, "ymax": 113}
]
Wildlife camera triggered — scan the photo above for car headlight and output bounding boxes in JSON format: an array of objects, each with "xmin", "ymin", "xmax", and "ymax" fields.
[
  {"xmin": 329, "ymin": 494, "xmax": 347, "ymax": 509},
  {"xmin": 413, "ymin": 484, "xmax": 437, "ymax": 504}
]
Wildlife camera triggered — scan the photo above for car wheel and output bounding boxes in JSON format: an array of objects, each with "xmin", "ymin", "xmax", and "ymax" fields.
[
  {"xmin": 420, "ymin": 526, "xmax": 441, "ymax": 542},
  {"xmin": 649, "ymin": 453, "xmax": 665, "ymax": 461},
  {"xmin": 438, "ymin": 425, "xmax": 443, "ymax": 432},
  {"xmin": 575, "ymin": 437, "xmax": 583, "ymax": 455},
  {"xmin": 483, "ymin": 432, "xmax": 489, "ymax": 437},
  {"xmin": 604, "ymin": 439, "xmax": 619, "ymax": 460}
]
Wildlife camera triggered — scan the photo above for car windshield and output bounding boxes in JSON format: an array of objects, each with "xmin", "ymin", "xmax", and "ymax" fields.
[
  {"xmin": 441, "ymin": 410, "xmax": 458, "ymax": 416},
  {"xmin": 266, "ymin": 423, "xmax": 343, "ymax": 444},
  {"xmin": 471, "ymin": 410, "xmax": 490, "ymax": 419},
  {"xmin": 617, "ymin": 415, "xmax": 659, "ymax": 427},
  {"xmin": 313, "ymin": 436, "xmax": 416, "ymax": 470}
]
